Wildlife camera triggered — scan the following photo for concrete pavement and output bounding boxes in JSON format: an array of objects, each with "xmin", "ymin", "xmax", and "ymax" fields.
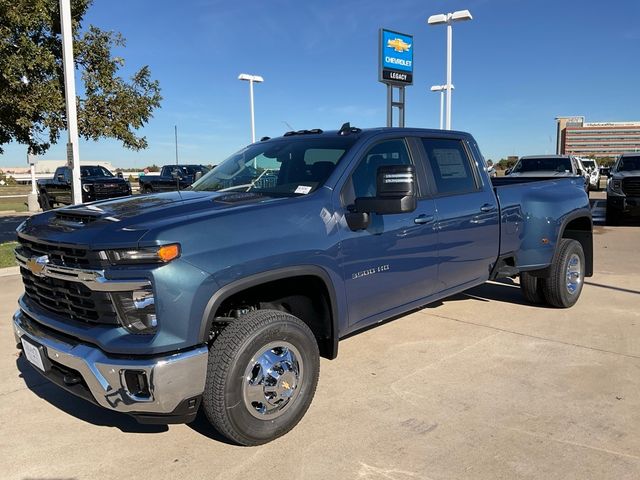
[{"xmin": 0, "ymin": 226, "xmax": 639, "ymax": 479}]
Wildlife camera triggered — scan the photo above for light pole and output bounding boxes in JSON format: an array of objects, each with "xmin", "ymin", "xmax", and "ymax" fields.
[
  {"xmin": 427, "ymin": 9, "xmax": 472, "ymax": 130},
  {"xmin": 60, "ymin": 0, "xmax": 82, "ymax": 204},
  {"xmin": 238, "ymin": 73, "xmax": 264, "ymax": 143},
  {"xmin": 430, "ymin": 84, "xmax": 454, "ymax": 129}
]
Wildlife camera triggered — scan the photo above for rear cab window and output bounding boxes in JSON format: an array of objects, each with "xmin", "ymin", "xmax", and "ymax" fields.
[{"xmin": 420, "ymin": 138, "xmax": 480, "ymax": 195}]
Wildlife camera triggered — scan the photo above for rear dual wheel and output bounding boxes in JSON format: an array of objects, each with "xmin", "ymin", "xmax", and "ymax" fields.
[{"xmin": 520, "ymin": 239, "xmax": 585, "ymax": 308}]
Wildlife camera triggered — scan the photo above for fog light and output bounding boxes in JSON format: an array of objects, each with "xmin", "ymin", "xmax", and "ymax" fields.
[
  {"xmin": 112, "ymin": 289, "xmax": 157, "ymax": 334},
  {"xmin": 122, "ymin": 369, "xmax": 151, "ymax": 399}
]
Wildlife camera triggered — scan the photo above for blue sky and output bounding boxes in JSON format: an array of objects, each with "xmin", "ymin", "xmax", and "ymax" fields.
[{"xmin": 2, "ymin": 0, "xmax": 639, "ymax": 168}]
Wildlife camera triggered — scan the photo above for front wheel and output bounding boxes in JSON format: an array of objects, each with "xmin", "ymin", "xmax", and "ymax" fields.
[
  {"xmin": 38, "ymin": 192, "xmax": 52, "ymax": 211},
  {"xmin": 202, "ymin": 310, "xmax": 320, "ymax": 446},
  {"xmin": 542, "ymin": 239, "xmax": 585, "ymax": 308}
]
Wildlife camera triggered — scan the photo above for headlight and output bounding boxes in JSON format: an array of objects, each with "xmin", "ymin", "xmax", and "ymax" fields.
[
  {"xmin": 82, "ymin": 184, "xmax": 93, "ymax": 193},
  {"xmin": 104, "ymin": 244, "xmax": 180, "ymax": 264},
  {"xmin": 112, "ymin": 288, "xmax": 157, "ymax": 334}
]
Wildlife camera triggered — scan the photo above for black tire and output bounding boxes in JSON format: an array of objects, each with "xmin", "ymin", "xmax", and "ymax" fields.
[
  {"xmin": 519, "ymin": 271, "xmax": 546, "ymax": 304},
  {"xmin": 542, "ymin": 239, "xmax": 585, "ymax": 308},
  {"xmin": 38, "ymin": 192, "xmax": 52, "ymax": 211},
  {"xmin": 202, "ymin": 309, "xmax": 320, "ymax": 446}
]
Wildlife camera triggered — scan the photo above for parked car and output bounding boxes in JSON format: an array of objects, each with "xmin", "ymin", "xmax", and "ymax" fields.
[
  {"xmin": 506, "ymin": 155, "xmax": 589, "ymax": 192},
  {"xmin": 580, "ymin": 158, "xmax": 601, "ymax": 191},
  {"xmin": 14, "ymin": 126, "xmax": 592, "ymax": 446},
  {"xmin": 37, "ymin": 165, "xmax": 132, "ymax": 210},
  {"xmin": 138, "ymin": 164, "xmax": 209, "ymax": 193},
  {"xmin": 606, "ymin": 153, "xmax": 640, "ymax": 224}
]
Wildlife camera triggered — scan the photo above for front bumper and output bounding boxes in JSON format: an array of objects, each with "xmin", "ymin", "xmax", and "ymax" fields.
[
  {"xmin": 607, "ymin": 195, "xmax": 640, "ymax": 217},
  {"xmin": 13, "ymin": 309, "xmax": 208, "ymax": 423}
]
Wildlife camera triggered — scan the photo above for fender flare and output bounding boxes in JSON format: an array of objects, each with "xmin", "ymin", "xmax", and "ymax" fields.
[
  {"xmin": 556, "ymin": 208, "xmax": 593, "ymax": 277},
  {"xmin": 199, "ymin": 265, "xmax": 340, "ymax": 359}
]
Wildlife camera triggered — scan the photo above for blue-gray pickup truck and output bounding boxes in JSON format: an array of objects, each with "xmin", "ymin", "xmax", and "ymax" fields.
[{"xmin": 12, "ymin": 125, "xmax": 592, "ymax": 445}]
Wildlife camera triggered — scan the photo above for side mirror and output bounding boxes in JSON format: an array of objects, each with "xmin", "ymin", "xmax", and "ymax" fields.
[
  {"xmin": 117, "ymin": 172, "xmax": 124, "ymax": 178},
  {"xmin": 576, "ymin": 168, "xmax": 583, "ymax": 176},
  {"xmin": 505, "ymin": 168, "xmax": 512, "ymax": 175},
  {"xmin": 194, "ymin": 171, "xmax": 203, "ymax": 181},
  {"xmin": 355, "ymin": 165, "xmax": 417, "ymax": 215},
  {"xmin": 56, "ymin": 174, "xmax": 65, "ymax": 182}
]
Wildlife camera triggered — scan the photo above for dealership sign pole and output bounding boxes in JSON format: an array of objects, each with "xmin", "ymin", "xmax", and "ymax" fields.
[
  {"xmin": 59, "ymin": 0, "xmax": 82, "ymax": 204},
  {"xmin": 379, "ymin": 29, "xmax": 413, "ymax": 127}
]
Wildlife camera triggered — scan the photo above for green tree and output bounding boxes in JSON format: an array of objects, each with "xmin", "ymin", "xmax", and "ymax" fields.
[{"xmin": 0, "ymin": 0, "xmax": 162, "ymax": 155}]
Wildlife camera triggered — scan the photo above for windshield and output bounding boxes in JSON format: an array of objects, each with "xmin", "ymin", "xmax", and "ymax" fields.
[
  {"xmin": 191, "ymin": 137, "xmax": 356, "ymax": 195},
  {"xmin": 513, "ymin": 157, "xmax": 572, "ymax": 173},
  {"xmin": 81, "ymin": 166, "xmax": 114, "ymax": 178},
  {"xmin": 617, "ymin": 156, "xmax": 640, "ymax": 171},
  {"xmin": 581, "ymin": 160, "xmax": 595, "ymax": 169}
]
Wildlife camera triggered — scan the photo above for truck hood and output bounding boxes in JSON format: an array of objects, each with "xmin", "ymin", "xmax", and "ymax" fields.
[
  {"xmin": 18, "ymin": 190, "xmax": 280, "ymax": 249},
  {"xmin": 507, "ymin": 171, "xmax": 576, "ymax": 177},
  {"xmin": 83, "ymin": 177, "xmax": 129, "ymax": 184},
  {"xmin": 611, "ymin": 170, "xmax": 640, "ymax": 179}
]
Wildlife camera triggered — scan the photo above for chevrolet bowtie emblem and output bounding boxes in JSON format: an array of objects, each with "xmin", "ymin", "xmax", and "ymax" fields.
[
  {"xmin": 26, "ymin": 255, "xmax": 49, "ymax": 277},
  {"xmin": 387, "ymin": 37, "xmax": 411, "ymax": 53}
]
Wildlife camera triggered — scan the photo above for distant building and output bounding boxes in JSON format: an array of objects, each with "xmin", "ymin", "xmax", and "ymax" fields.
[{"xmin": 556, "ymin": 116, "xmax": 640, "ymax": 158}]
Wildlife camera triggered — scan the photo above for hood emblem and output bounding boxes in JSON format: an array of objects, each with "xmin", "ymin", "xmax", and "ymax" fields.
[{"xmin": 26, "ymin": 255, "xmax": 49, "ymax": 277}]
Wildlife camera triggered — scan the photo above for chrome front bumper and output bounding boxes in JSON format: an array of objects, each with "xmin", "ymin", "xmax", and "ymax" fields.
[{"xmin": 13, "ymin": 309, "xmax": 208, "ymax": 417}]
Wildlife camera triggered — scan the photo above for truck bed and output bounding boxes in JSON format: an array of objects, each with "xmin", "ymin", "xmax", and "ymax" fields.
[{"xmin": 492, "ymin": 176, "xmax": 590, "ymax": 272}]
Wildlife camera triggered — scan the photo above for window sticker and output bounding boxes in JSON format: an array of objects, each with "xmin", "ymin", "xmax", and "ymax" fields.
[{"xmin": 295, "ymin": 185, "xmax": 312, "ymax": 194}]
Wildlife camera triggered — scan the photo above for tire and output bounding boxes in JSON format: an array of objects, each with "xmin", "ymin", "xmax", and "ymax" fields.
[
  {"xmin": 38, "ymin": 192, "xmax": 52, "ymax": 211},
  {"xmin": 519, "ymin": 271, "xmax": 545, "ymax": 304},
  {"xmin": 542, "ymin": 239, "xmax": 585, "ymax": 308},
  {"xmin": 202, "ymin": 309, "xmax": 320, "ymax": 446}
]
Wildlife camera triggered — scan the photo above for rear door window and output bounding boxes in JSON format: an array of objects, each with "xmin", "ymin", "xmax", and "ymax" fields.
[{"xmin": 421, "ymin": 138, "xmax": 479, "ymax": 195}]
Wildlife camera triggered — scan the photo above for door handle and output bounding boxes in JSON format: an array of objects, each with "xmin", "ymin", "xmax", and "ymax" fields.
[
  {"xmin": 414, "ymin": 214, "xmax": 435, "ymax": 225},
  {"xmin": 480, "ymin": 203, "xmax": 496, "ymax": 213}
]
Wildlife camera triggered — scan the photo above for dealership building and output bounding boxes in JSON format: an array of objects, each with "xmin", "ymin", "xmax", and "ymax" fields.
[{"xmin": 556, "ymin": 116, "xmax": 640, "ymax": 158}]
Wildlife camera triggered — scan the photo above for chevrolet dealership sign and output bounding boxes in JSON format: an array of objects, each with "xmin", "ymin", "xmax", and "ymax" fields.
[{"xmin": 379, "ymin": 29, "xmax": 413, "ymax": 85}]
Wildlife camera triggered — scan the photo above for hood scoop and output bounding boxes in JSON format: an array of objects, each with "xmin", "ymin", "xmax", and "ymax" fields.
[{"xmin": 51, "ymin": 208, "xmax": 106, "ymax": 228}]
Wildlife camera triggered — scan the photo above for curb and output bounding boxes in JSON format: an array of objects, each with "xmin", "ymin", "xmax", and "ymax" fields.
[{"xmin": 0, "ymin": 266, "xmax": 20, "ymax": 277}]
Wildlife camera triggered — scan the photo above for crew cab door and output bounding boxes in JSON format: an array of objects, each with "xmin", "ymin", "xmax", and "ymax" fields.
[
  {"xmin": 338, "ymin": 137, "xmax": 439, "ymax": 327},
  {"xmin": 417, "ymin": 137, "xmax": 499, "ymax": 291}
]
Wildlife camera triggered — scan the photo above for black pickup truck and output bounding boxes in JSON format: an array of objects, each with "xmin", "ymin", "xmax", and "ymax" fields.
[
  {"xmin": 37, "ymin": 165, "xmax": 132, "ymax": 210},
  {"xmin": 138, "ymin": 164, "xmax": 209, "ymax": 193}
]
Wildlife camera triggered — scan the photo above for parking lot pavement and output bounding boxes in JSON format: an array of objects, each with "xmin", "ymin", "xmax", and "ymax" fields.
[
  {"xmin": 0, "ymin": 213, "xmax": 30, "ymax": 243},
  {"xmin": 1, "ymin": 226, "xmax": 639, "ymax": 480}
]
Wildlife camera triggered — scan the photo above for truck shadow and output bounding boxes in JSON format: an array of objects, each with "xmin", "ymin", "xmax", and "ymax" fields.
[
  {"xmin": 16, "ymin": 355, "xmax": 237, "ymax": 443},
  {"xmin": 425, "ymin": 278, "xmax": 538, "ymax": 309},
  {"xmin": 15, "ymin": 356, "xmax": 167, "ymax": 434}
]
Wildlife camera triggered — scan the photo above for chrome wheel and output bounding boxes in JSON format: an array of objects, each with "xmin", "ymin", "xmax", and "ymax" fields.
[
  {"xmin": 242, "ymin": 341, "xmax": 303, "ymax": 419},
  {"xmin": 565, "ymin": 253, "xmax": 582, "ymax": 295}
]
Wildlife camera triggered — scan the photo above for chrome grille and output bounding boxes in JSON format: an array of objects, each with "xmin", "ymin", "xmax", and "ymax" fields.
[
  {"xmin": 17, "ymin": 237, "xmax": 105, "ymax": 269},
  {"xmin": 20, "ymin": 267, "xmax": 119, "ymax": 324}
]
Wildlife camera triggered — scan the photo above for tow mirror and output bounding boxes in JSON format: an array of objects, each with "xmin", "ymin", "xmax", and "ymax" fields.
[{"xmin": 354, "ymin": 165, "xmax": 417, "ymax": 216}]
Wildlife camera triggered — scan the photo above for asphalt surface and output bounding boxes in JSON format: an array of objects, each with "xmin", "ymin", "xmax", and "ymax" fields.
[
  {"xmin": 0, "ymin": 214, "xmax": 29, "ymax": 243},
  {"xmin": 1, "ymin": 221, "xmax": 639, "ymax": 479}
]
